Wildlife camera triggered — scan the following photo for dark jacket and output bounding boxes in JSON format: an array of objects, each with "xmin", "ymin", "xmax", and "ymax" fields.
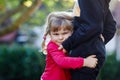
[{"xmin": 62, "ymin": 0, "xmax": 116, "ymax": 80}]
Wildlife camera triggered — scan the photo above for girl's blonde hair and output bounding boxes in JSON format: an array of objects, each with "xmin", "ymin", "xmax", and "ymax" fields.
[{"xmin": 42, "ymin": 11, "xmax": 73, "ymax": 54}]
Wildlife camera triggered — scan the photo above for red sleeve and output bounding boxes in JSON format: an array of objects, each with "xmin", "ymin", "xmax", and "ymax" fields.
[{"xmin": 47, "ymin": 42, "xmax": 84, "ymax": 69}]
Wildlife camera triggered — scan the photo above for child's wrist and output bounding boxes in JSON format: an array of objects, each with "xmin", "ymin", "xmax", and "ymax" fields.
[{"xmin": 83, "ymin": 59, "xmax": 86, "ymax": 67}]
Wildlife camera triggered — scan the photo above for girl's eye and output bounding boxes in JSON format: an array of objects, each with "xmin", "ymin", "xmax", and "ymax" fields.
[
  {"xmin": 63, "ymin": 32, "xmax": 69, "ymax": 35},
  {"xmin": 53, "ymin": 33, "xmax": 58, "ymax": 35}
]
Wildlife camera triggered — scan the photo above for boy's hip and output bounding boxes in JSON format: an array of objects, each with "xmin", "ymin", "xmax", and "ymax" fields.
[{"xmin": 69, "ymin": 37, "xmax": 106, "ymax": 58}]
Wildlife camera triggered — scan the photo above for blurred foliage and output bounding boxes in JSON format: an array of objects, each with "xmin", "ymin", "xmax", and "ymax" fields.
[
  {"xmin": 0, "ymin": 45, "xmax": 120, "ymax": 80},
  {"xmin": 97, "ymin": 53, "xmax": 120, "ymax": 80},
  {"xmin": 28, "ymin": 0, "xmax": 74, "ymax": 26},
  {"xmin": 0, "ymin": 0, "xmax": 74, "ymax": 37},
  {"xmin": 0, "ymin": 0, "xmax": 42, "ymax": 36},
  {"xmin": 0, "ymin": 0, "xmax": 74, "ymax": 26},
  {"xmin": 0, "ymin": 45, "xmax": 45, "ymax": 80}
]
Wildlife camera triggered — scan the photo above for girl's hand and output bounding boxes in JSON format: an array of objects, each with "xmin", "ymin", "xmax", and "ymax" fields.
[
  {"xmin": 58, "ymin": 45, "xmax": 63, "ymax": 50},
  {"xmin": 58, "ymin": 45, "xmax": 67, "ymax": 53},
  {"xmin": 83, "ymin": 55, "xmax": 98, "ymax": 68}
]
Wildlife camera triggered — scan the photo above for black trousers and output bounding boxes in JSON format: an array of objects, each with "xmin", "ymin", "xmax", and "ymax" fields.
[{"xmin": 70, "ymin": 37, "xmax": 106, "ymax": 80}]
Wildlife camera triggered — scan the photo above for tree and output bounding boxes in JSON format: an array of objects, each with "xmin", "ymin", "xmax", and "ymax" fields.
[
  {"xmin": 0, "ymin": 0, "xmax": 42, "ymax": 37},
  {"xmin": 0, "ymin": 0, "xmax": 74, "ymax": 37}
]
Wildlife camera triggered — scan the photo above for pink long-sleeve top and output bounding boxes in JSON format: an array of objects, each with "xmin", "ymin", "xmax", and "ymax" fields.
[{"xmin": 41, "ymin": 41, "xmax": 84, "ymax": 80}]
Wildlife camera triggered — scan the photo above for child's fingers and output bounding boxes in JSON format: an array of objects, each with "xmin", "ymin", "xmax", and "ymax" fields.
[
  {"xmin": 88, "ymin": 55, "xmax": 96, "ymax": 58},
  {"xmin": 58, "ymin": 45, "xmax": 63, "ymax": 50}
]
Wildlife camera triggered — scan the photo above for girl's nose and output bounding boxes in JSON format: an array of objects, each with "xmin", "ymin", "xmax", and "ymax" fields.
[{"xmin": 59, "ymin": 35, "xmax": 63, "ymax": 40}]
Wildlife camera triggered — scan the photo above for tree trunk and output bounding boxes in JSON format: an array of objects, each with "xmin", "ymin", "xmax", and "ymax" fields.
[
  {"xmin": 0, "ymin": 5, "xmax": 25, "ymax": 25},
  {"xmin": 0, "ymin": 0, "xmax": 42, "ymax": 37}
]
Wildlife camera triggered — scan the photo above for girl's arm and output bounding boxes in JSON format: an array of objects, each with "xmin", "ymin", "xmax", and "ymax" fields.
[
  {"xmin": 48, "ymin": 43, "xmax": 84, "ymax": 69},
  {"xmin": 48, "ymin": 42, "xmax": 97, "ymax": 69}
]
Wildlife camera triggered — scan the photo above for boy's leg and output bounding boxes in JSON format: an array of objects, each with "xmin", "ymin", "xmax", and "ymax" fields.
[{"xmin": 71, "ymin": 70, "xmax": 98, "ymax": 80}]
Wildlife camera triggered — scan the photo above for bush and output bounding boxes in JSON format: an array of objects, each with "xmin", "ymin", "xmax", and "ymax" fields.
[
  {"xmin": 0, "ymin": 45, "xmax": 45, "ymax": 80},
  {"xmin": 0, "ymin": 45, "xmax": 120, "ymax": 80},
  {"xmin": 97, "ymin": 53, "xmax": 120, "ymax": 80}
]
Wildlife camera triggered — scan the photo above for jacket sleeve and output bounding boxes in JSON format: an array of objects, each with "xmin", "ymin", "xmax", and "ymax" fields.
[
  {"xmin": 102, "ymin": 10, "xmax": 116, "ymax": 44},
  {"xmin": 47, "ymin": 44, "xmax": 84, "ymax": 69},
  {"xmin": 62, "ymin": 0, "xmax": 103, "ymax": 52}
]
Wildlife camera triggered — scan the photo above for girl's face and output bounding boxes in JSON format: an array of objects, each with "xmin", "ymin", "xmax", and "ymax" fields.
[{"xmin": 50, "ymin": 28, "xmax": 72, "ymax": 45}]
